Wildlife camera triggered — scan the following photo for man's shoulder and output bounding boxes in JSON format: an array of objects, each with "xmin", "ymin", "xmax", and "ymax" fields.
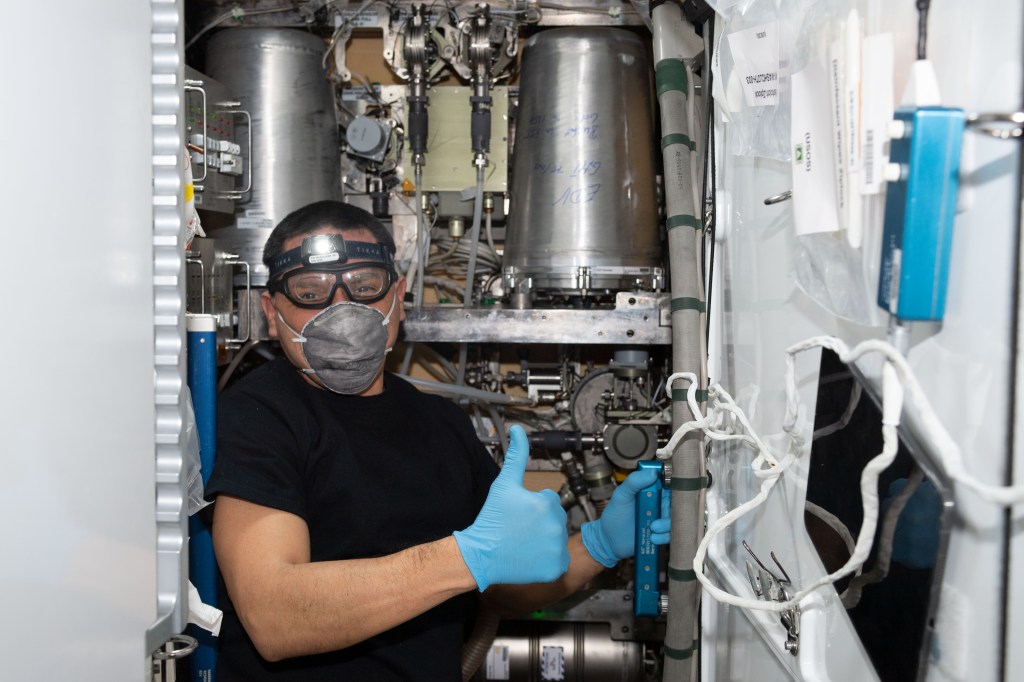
[
  {"xmin": 384, "ymin": 373, "xmax": 456, "ymax": 409},
  {"xmin": 226, "ymin": 356, "xmax": 294, "ymax": 393}
]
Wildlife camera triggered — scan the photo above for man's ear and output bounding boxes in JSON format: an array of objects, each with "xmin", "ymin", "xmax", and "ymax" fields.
[
  {"xmin": 395, "ymin": 275, "xmax": 408, "ymax": 322},
  {"xmin": 260, "ymin": 290, "xmax": 279, "ymax": 338}
]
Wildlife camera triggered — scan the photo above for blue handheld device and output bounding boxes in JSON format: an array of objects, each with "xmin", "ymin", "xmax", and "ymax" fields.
[
  {"xmin": 877, "ymin": 106, "xmax": 965, "ymax": 321},
  {"xmin": 633, "ymin": 460, "xmax": 664, "ymax": 617}
]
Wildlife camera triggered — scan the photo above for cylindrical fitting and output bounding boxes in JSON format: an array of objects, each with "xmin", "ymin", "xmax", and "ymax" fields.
[
  {"xmin": 528, "ymin": 430, "xmax": 584, "ymax": 452},
  {"xmin": 448, "ymin": 217, "xmax": 466, "ymax": 239}
]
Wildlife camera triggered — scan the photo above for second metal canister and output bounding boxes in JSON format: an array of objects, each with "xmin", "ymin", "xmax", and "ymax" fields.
[{"xmin": 503, "ymin": 28, "xmax": 662, "ymax": 299}]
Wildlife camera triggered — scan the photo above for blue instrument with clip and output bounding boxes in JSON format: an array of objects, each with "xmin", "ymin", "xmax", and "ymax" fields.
[{"xmin": 633, "ymin": 460, "xmax": 664, "ymax": 617}]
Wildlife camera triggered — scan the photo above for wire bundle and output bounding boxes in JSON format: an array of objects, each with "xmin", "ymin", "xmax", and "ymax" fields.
[{"xmin": 658, "ymin": 335, "xmax": 1024, "ymax": 614}]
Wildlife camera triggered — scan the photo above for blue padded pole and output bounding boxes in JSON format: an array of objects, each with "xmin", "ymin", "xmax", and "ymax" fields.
[{"xmin": 187, "ymin": 314, "xmax": 218, "ymax": 681}]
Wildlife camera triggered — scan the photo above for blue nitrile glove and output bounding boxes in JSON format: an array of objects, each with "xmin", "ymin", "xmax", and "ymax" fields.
[
  {"xmin": 454, "ymin": 425, "xmax": 571, "ymax": 591},
  {"xmin": 581, "ymin": 468, "xmax": 672, "ymax": 568}
]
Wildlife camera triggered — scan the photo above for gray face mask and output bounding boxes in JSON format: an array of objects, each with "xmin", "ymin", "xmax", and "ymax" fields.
[{"xmin": 278, "ymin": 293, "xmax": 398, "ymax": 395}]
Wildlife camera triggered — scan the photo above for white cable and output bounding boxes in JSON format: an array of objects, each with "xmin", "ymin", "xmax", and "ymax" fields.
[
  {"xmin": 793, "ymin": 336, "xmax": 1024, "ymax": 505},
  {"xmin": 663, "ymin": 334, "xmax": 1024, "ymax": 614},
  {"xmin": 813, "ymin": 381, "xmax": 863, "ymax": 439},
  {"xmin": 804, "ymin": 500, "xmax": 857, "ymax": 559},
  {"xmin": 687, "ymin": 364, "xmax": 900, "ymax": 612},
  {"xmin": 322, "ymin": 0, "xmax": 378, "ymax": 74},
  {"xmin": 841, "ymin": 468, "xmax": 924, "ymax": 609},
  {"xmin": 403, "ymin": 376, "xmax": 535, "ymax": 406},
  {"xmin": 185, "ymin": 6, "xmax": 295, "ymax": 51}
]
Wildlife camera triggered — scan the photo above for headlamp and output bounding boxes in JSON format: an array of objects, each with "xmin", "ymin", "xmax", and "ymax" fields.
[{"xmin": 268, "ymin": 233, "xmax": 395, "ymax": 280}]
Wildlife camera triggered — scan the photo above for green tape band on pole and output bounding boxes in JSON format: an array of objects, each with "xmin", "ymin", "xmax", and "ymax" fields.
[
  {"xmin": 670, "ymin": 476, "xmax": 709, "ymax": 491},
  {"xmin": 661, "ymin": 133, "xmax": 696, "ymax": 151},
  {"xmin": 664, "ymin": 641, "xmax": 697, "ymax": 660},
  {"xmin": 669, "ymin": 566, "xmax": 697, "ymax": 582},
  {"xmin": 671, "ymin": 297, "xmax": 706, "ymax": 313},
  {"xmin": 655, "ymin": 59, "xmax": 688, "ymax": 97},
  {"xmin": 672, "ymin": 388, "xmax": 708, "ymax": 402},
  {"xmin": 667, "ymin": 214, "xmax": 701, "ymax": 231}
]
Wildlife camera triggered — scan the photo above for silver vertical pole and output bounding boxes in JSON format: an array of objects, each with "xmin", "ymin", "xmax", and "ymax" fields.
[{"xmin": 652, "ymin": 3, "xmax": 707, "ymax": 680}]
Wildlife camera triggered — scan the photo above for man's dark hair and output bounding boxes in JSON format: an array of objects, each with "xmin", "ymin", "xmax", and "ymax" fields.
[{"xmin": 262, "ymin": 200, "xmax": 396, "ymax": 269}]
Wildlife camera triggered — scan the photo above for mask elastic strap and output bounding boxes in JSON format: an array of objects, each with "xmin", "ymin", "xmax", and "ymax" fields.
[
  {"xmin": 276, "ymin": 311, "xmax": 307, "ymax": 344},
  {"xmin": 381, "ymin": 291, "xmax": 398, "ymax": 326},
  {"xmin": 382, "ymin": 291, "xmax": 399, "ymax": 356},
  {"xmin": 276, "ymin": 311, "xmax": 319, "ymax": 379}
]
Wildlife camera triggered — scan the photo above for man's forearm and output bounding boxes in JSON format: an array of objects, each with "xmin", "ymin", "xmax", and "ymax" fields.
[
  {"xmin": 481, "ymin": 533, "xmax": 605, "ymax": 617},
  {"xmin": 230, "ymin": 536, "xmax": 476, "ymax": 661}
]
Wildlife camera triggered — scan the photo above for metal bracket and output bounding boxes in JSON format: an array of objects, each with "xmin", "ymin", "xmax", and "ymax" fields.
[
  {"xmin": 215, "ymin": 102, "xmax": 252, "ymax": 199},
  {"xmin": 223, "ymin": 254, "xmax": 252, "ymax": 348},
  {"xmin": 966, "ymin": 111, "xmax": 1024, "ymax": 140},
  {"xmin": 743, "ymin": 540, "xmax": 801, "ymax": 656},
  {"xmin": 183, "ymin": 79, "xmax": 208, "ymax": 183}
]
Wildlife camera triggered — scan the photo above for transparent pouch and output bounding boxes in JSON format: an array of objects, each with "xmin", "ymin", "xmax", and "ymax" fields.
[
  {"xmin": 711, "ymin": 0, "xmax": 800, "ymax": 161},
  {"xmin": 787, "ymin": 0, "xmax": 887, "ymax": 327},
  {"xmin": 793, "ymin": 228, "xmax": 884, "ymax": 326},
  {"xmin": 183, "ymin": 385, "xmax": 211, "ymax": 516}
]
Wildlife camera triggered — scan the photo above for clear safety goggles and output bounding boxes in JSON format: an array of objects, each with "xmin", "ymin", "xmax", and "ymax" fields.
[{"xmin": 269, "ymin": 262, "xmax": 395, "ymax": 308}]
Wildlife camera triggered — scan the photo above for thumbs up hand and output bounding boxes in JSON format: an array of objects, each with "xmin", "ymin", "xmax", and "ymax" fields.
[{"xmin": 454, "ymin": 425, "xmax": 570, "ymax": 591}]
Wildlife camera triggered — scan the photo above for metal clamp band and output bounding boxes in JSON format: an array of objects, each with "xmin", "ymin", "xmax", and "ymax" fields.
[
  {"xmin": 152, "ymin": 634, "xmax": 199, "ymax": 661},
  {"xmin": 966, "ymin": 111, "xmax": 1024, "ymax": 140}
]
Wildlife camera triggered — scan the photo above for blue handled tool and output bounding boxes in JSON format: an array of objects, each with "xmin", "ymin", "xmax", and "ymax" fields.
[{"xmin": 633, "ymin": 460, "xmax": 664, "ymax": 617}]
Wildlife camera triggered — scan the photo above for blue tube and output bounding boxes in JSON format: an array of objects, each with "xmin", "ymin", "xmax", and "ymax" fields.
[{"xmin": 187, "ymin": 315, "xmax": 218, "ymax": 680}]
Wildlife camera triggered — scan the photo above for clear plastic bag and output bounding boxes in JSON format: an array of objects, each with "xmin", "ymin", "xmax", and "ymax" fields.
[
  {"xmin": 183, "ymin": 385, "xmax": 211, "ymax": 516},
  {"xmin": 711, "ymin": 0, "xmax": 799, "ymax": 161}
]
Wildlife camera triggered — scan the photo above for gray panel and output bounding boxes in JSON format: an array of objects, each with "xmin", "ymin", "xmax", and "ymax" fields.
[
  {"xmin": 149, "ymin": 0, "xmax": 191, "ymax": 659},
  {"xmin": 0, "ymin": 0, "xmax": 181, "ymax": 679},
  {"xmin": 402, "ymin": 292, "xmax": 671, "ymax": 345}
]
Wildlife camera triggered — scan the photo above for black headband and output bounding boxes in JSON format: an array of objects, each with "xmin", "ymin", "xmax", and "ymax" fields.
[{"xmin": 268, "ymin": 233, "xmax": 395, "ymax": 279}]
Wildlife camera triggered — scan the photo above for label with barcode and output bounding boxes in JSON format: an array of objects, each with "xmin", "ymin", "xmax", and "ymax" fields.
[
  {"xmin": 863, "ymin": 128, "xmax": 875, "ymax": 186},
  {"xmin": 485, "ymin": 645, "xmax": 510, "ymax": 680},
  {"xmin": 860, "ymin": 33, "xmax": 894, "ymax": 194}
]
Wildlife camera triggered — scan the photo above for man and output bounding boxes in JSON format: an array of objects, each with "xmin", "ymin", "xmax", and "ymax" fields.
[{"xmin": 205, "ymin": 200, "xmax": 670, "ymax": 680}]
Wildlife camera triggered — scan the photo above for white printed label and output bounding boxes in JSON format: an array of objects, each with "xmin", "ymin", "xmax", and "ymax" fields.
[
  {"xmin": 540, "ymin": 645, "xmax": 565, "ymax": 681},
  {"xmin": 591, "ymin": 266, "xmax": 653, "ymax": 275},
  {"xmin": 337, "ymin": 7, "xmax": 383, "ymax": 29},
  {"xmin": 236, "ymin": 217, "xmax": 274, "ymax": 230},
  {"xmin": 485, "ymin": 645, "xmax": 510, "ymax": 680},
  {"xmin": 341, "ymin": 84, "xmax": 384, "ymax": 102},
  {"xmin": 828, "ymin": 40, "xmax": 848, "ymax": 222},
  {"xmin": 726, "ymin": 22, "xmax": 780, "ymax": 107},
  {"xmin": 859, "ymin": 33, "xmax": 894, "ymax": 194},
  {"xmin": 790, "ymin": 62, "xmax": 841, "ymax": 235}
]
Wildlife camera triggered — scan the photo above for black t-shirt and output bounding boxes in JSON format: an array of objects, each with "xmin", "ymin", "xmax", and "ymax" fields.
[{"xmin": 205, "ymin": 358, "xmax": 499, "ymax": 681}]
